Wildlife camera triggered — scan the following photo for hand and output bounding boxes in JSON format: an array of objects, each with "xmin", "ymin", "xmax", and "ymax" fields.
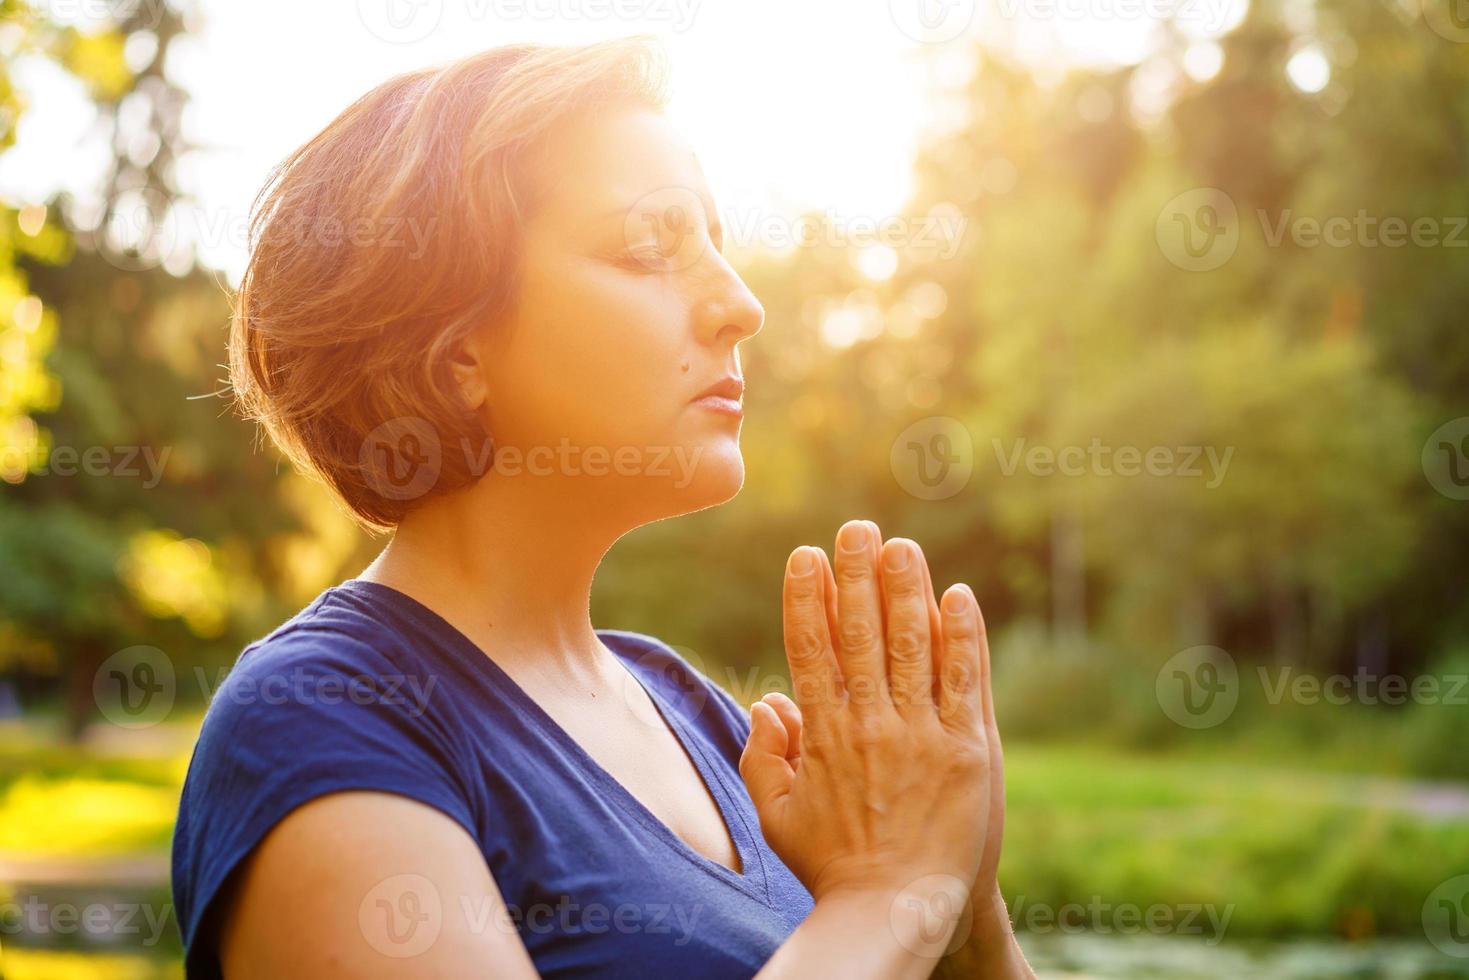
[{"xmin": 739, "ymin": 520, "xmax": 994, "ymax": 907}]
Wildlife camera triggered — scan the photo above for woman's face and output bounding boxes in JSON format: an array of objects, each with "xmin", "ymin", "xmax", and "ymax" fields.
[{"xmin": 469, "ymin": 106, "xmax": 764, "ymax": 519}]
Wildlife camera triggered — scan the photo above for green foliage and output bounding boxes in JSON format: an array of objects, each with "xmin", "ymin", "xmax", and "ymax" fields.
[
  {"xmin": 595, "ymin": 0, "xmax": 1469, "ymax": 700},
  {"xmin": 0, "ymin": 3, "xmax": 331, "ymax": 732},
  {"xmin": 1002, "ymin": 744, "xmax": 1469, "ymax": 940}
]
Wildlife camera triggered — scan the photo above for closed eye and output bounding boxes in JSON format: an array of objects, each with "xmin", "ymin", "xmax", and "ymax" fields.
[{"xmin": 616, "ymin": 243, "xmax": 681, "ymax": 272}]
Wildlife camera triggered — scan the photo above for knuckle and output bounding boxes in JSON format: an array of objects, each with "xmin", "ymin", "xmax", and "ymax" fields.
[
  {"xmin": 887, "ymin": 628, "xmax": 928, "ymax": 664},
  {"xmin": 786, "ymin": 575, "xmax": 823, "ymax": 606},
  {"xmin": 884, "ymin": 574, "xmax": 924, "ymax": 599},
  {"xmin": 838, "ymin": 616, "xmax": 881, "ymax": 653},
  {"xmin": 835, "ymin": 557, "xmax": 873, "ymax": 587},
  {"xmin": 947, "ymin": 738, "xmax": 989, "ymax": 776},
  {"xmin": 786, "ymin": 627, "xmax": 828, "ymax": 665},
  {"xmin": 944, "ymin": 618, "xmax": 979, "ymax": 648},
  {"xmin": 943, "ymin": 655, "xmax": 978, "ymax": 697}
]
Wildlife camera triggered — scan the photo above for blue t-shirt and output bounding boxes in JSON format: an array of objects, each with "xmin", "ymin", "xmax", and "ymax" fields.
[{"xmin": 171, "ymin": 579, "xmax": 813, "ymax": 977}]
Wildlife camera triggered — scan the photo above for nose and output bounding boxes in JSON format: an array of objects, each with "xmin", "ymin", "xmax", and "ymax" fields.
[{"xmin": 693, "ymin": 253, "xmax": 765, "ymax": 349}]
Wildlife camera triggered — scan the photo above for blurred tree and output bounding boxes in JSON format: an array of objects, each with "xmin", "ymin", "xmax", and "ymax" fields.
[
  {"xmin": 636, "ymin": 0, "xmax": 1457, "ymax": 698},
  {"xmin": 0, "ymin": 1, "xmax": 335, "ymax": 735}
]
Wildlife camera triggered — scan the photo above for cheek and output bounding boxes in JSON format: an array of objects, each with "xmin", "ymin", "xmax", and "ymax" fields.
[{"xmin": 487, "ymin": 262, "xmax": 688, "ymax": 448}]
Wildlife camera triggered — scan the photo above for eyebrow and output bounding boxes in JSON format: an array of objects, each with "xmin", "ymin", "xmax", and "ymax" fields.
[{"xmin": 596, "ymin": 197, "xmax": 711, "ymax": 221}]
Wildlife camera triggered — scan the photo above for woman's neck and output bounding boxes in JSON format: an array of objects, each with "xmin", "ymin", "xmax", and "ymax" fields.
[{"xmin": 357, "ymin": 471, "xmax": 627, "ymax": 679}]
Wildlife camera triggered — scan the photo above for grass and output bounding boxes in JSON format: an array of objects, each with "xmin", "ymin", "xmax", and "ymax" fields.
[
  {"xmin": 1001, "ymin": 743, "xmax": 1469, "ymax": 940},
  {"xmin": 0, "ymin": 949, "xmax": 181, "ymax": 980},
  {"xmin": 0, "ymin": 722, "xmax": 186, "ymax": 857},
  {"xmin": 0, "ymin": 775, "xmax": 178, "ymax": 855}
]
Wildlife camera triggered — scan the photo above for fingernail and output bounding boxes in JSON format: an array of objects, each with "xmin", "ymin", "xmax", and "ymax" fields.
[
  {"xmin": 884, "ymin": 541, "xmax": 910, "ymax": 571},
  {"xmin": 943, "ymin": 587, "xmax": 969, "ymax": 613},
  {"xmin": 789, "ymin": 547, "xmax": 815, "ymax": 576},
  {"xmin": 838, "ymin": 523, "xmax": 869, "ymax": 553}
]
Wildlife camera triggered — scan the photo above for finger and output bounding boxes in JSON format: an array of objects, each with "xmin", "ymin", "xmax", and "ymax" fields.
[
  {"xmin": 832, "ymin": 520, "xmax": 888, "ymax": 712},
  {"xmin": 971, "ymin": 585, "xmax": 997, "ymax": 733},
  {"xmin": 740, "ymin": 701, "xmax": 795, "ymax": 817},
  {"xmin": 938, "ymin": 583, "xmax": 985, "ymax": 733},
  {"xmin": 914, "ymin": 543, "xmax": 944, "ymax": 706},
  {"xmin": 864, "ymin": 521, "xmax": 886, "ymax": 631},
  {"xmin": 761, "ymin": 691, "xmax": 804, "ymax": 767},
  {"xmin": 881, "ymin": 538, "xmax": 936, "ymax": 714},
  {"xmin": 782, "ymin": 546, "xmax": 843, "ymax": 728},
  {"xmin": 821, "ymin": 550, "xmax": 839, "ymax": 655}
]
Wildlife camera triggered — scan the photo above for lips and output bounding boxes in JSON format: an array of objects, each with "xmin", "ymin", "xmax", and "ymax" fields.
[
  {"xmin": 691, "ymin": 375, "xmax": 745, "ymax": 418},
  {"xmin": 695, "ymin": 376, "xmax": 745, "ymax": 402}
]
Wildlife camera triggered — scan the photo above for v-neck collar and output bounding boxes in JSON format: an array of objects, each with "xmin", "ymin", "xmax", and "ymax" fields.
[{"xmin": 336, "ymin": 579, "xmax": 773, "ymax": 905}]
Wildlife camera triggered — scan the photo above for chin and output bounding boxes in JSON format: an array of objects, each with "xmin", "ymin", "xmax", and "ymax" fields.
[{"xmin": 655, "ymin": 438, "xmax": 746, "ymax": 517}]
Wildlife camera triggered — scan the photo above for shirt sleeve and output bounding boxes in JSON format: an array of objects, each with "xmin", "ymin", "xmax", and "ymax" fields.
[{"xmin": 170, "ymin": 627, "xmax": 477, "ymax": 976}]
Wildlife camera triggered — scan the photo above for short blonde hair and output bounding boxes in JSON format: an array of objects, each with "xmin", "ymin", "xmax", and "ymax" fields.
[{"xmin": 228, "ymin": 37, "xmax": 669, "ymax": 531}]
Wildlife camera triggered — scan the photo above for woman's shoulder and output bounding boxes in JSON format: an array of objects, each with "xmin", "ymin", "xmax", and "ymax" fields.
[
  {"xmin": 232, "ymin": 581, "xmax": 413, "ymax": 666},
  {"xmin": 190, "ymin": 580, "xmax": 459, "ymax": 768},
  {"xmin": 210, "ymin": 582, "xmax": 438, "ymax": 710},
  {"xmin": 174, "ymin": 584, "xmax": 478, "ymax": 961}
]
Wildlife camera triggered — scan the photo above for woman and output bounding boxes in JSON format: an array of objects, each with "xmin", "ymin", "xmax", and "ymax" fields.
[{"xmin": 171, "ymin": 36, "xmax": 1034, "ymax": 979}]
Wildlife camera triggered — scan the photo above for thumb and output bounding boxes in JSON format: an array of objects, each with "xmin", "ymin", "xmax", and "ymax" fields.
[{"xmin": 739, "ymin": 700, "xmax": 794, "ymax": 819}]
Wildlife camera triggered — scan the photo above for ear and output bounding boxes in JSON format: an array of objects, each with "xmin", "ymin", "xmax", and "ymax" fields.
[{"xmin": 448, "ymin": 330, "xmax": 489, "ymax": 415}]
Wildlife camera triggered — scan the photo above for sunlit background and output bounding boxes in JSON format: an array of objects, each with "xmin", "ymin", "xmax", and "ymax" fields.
[{"xmin": 2, "ymin": 0, "xmax": 1468, "ymax": 976}]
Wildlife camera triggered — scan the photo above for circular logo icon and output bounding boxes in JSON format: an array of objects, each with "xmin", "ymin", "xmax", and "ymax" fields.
[
  {"xmin": 888, "ymin": 874, "xmax": 974, "ymax": 958},
  {"xmin": 1422, "ymin": 417, "xmax": 1469, "ymax": 501},
  {"xmin": 1423, "ymin": 0, "xmax": 1469, "ymax": 43},
  {"xmin": 1424, "ymin": 874, "xmax": 1469, "ymax": 958},
  {"xmin": 357, "ymin": 0, "xmax": 444, "ymax": 44},
  {"xmin": 93, "ymin": 646, "xmax": 176, "ymax": 729},
  {"xmin": 889, "ymin": 0, "xmax": 975, "ymax": 43},
  {"xmin": 360, "ymin": 417, "xmax": 442, "ymax": 503},
  {"xmin": 622, "ymin": 643, "xmax": 712, "ymax": 727},
  {"xmin": 891, "ymin": 416, "xmax": 973, "ymax": 501},
  {"xmin": 86, "ymin": 185, "xmax": 185, "ymax": 273},
  {"xmin": 1156, "ymin": 645, "xmax": 1238, "ymax": 729},
  {"xmin": 1156, "ymin": 187, "xmax": 1239, "ymax": 272},
  {"xmin": 359, "ymin": 873, "xmax": 443, "ymax": 958},
  {"xmin": 60, "ymin": 0, "xmax": 169, "ymax": 32},
  {"xmin": 622, "ymin": 186, "xmax": 711, "ymax": 273}
]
